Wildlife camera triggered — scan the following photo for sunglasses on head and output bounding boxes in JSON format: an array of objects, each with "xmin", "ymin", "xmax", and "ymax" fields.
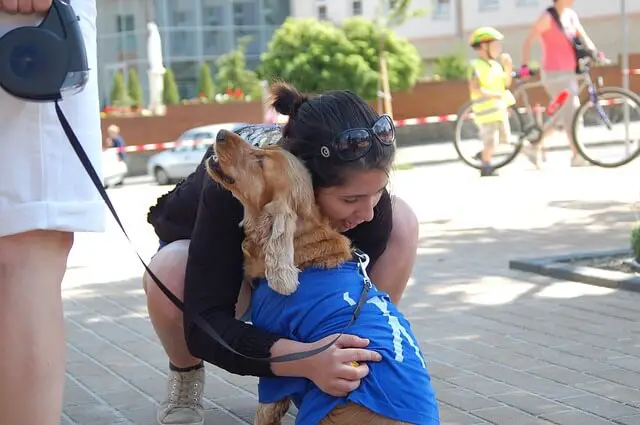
[{"xmin": 319, "ymin": 114, "xmax": 396, "ymax": 161}]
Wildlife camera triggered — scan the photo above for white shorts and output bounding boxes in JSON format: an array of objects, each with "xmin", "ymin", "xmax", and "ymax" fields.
[{"xmin": 0, "ymin": 1, "xmax": 105, "ymax": 238}]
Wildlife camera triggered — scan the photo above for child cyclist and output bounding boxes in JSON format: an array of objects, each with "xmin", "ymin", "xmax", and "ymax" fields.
[{"xmin": 468, "ymin": 27, "xmax": 516, "ymax": 177}]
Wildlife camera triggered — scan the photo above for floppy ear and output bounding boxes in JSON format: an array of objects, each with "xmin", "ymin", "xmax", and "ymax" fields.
[{"xmin": 259, "ymin": 197, "xmax": 299, "ymax": 295}]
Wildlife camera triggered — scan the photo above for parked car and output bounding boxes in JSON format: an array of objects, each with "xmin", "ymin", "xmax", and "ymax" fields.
[
  {"xmin": 102, "ymin": 148, "xmax": 128, "ymax": 188},
  {"xmin": 147, "ymin": 122, "xmax": 248, "ymax": 185}
]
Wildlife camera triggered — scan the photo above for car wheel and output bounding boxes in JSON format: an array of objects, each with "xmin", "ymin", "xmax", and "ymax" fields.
[{"xmin": 154, "ymin": 167, "xmax": 170, "ymax": 185}]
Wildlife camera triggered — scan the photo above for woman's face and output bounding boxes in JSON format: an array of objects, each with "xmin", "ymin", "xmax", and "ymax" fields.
[{"xmin": 315, "ymin": 169, "xmax": 389, "ymax": 232}]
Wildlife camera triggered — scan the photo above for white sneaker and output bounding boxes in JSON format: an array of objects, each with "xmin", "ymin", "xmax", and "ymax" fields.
[
  {"xmin": 522, "ymin": 144, "xmax": 540, "ymax": 168},
  {"xmin": 571, "ymin": 156, "xmax": 589, "ymax": 167},
  {"xmin": 157, "ymin": 367, "xmax": 205, "ymax": 425}
]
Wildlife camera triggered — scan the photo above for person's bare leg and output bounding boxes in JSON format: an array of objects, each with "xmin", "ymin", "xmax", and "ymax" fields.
[
  {"xmin": 368, "ymin": 196, "xmax": 419, "ymax": 305},
  {"xmin": 0, "ymin": 230, "xmax": 73, "ymax": 425},
  {"xmin": 143, "ymin": 240, "xmax": 200, "ymax": 368}
]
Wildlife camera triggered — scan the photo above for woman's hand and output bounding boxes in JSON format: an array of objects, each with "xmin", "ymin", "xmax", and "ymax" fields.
[{"xmin": 302, "ymin": 334, "xmax": 382, "ymax": 397}]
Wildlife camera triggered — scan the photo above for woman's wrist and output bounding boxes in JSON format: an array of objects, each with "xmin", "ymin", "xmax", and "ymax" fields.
[{"xmin": 269, "ymin": 338, "xmax": 312, "ymax": 378}]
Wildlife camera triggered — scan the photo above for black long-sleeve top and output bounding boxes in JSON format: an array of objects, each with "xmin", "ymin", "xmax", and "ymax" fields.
[{"xmin": 147, "ymin": 146, "xmax": 393, "ymax": 378}]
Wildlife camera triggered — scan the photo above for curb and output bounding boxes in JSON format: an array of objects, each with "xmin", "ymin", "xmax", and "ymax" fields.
[{"xmin": 509, "ymin": 249, "xmax": 640, "ymax": 292}]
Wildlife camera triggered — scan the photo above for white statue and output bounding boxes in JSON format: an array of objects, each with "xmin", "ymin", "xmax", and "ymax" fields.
[{"xmin": 147, "ymin": 22, "xmax": 166, "ymax": 115}]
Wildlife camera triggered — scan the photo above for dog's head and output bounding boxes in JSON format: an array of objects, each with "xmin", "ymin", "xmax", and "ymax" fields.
[{"xmin": 206, "ymin": 129, "xmax": 315, "ymax": 294}]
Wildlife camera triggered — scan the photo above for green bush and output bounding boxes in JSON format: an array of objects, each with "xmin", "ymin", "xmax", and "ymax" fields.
[
  {"xmin": 197, "ymin": 63, "xmax": 215, "ymax": 100},
  {"xmin": 110, "ymin": 71, "xmax": 130, "ymax": 106},
  {"xmin": 434, "ymin": 50, "xmax": 471, "ymax": 81},
  {"xmin": 127, "ymin": 68, "xmax": 144, "ymax": 108},
  {"xmin": 216, "ymin": 35, "xmax": 262, "ymax": 100},
  {"xmin": 163, "ymin": 68, "xmax": 180, "ymax": 105}
]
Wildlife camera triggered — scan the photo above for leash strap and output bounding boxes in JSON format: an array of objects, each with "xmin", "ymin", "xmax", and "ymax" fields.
[{"xmin": 55, "ymin": 102, "xmax": 371, "ymax": 363}]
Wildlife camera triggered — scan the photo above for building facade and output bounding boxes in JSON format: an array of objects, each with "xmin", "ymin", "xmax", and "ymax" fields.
[
  {"xmin": 293, "ymin": 0, "xmax": 639, "ymax": 72},
  {"xmin": 96, "ymin": 0, "xmax": 290, "ymax": 106}
]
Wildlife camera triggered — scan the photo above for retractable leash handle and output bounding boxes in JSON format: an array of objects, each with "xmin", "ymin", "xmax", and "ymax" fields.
[{"xmin": 0, "ymin": 0, "xmax": 88, "ymax": 101}]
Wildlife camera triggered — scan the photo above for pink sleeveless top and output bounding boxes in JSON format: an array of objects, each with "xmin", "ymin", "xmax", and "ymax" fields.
[{"xmin": 540, "ymin": 8, "xmax": 578, "ymax": 72}]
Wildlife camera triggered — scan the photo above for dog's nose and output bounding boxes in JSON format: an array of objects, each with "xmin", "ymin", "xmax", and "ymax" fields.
[{"xmin": 216, "ymin": 130, "xmax": 228, "ymax": 142}]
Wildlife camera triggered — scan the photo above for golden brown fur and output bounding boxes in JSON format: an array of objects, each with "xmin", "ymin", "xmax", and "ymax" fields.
[{"xmin": 206, "ymin": 130, "xmax": 409, "ymax": 425}]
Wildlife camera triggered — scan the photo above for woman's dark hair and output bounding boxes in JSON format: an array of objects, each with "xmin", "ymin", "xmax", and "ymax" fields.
[{"xmin": 271, "ymin": 82, "xmax": 395, "ymax": 189}]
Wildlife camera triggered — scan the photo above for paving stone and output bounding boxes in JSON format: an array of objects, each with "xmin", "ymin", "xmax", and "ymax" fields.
[
  {"xmin": 490, "ymin": 391, "xmax": 570, "ymax": 416},
  {"xmin": 558, "ymin": 394, "xmax": 639, "ymax": 419},
  {"xmin": 615, "ymin": 415, "xmax": 640, "ymax": 425},
  {"xmin": 541, "ymin": 410, "xmax": 615, "ymax": 425},
  {"xmin": 470, "ymin": 405, "xmax": 556, "ymax": 424}
]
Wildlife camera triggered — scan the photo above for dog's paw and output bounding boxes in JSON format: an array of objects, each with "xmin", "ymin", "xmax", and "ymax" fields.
[{"xmin": 268, "ymin": 267, "xmax": 299, "ymax": 295}]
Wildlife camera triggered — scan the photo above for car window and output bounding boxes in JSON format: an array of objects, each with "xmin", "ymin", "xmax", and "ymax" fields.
[{"xmin": 173, "ymin": 146, "xmax": 192, "ymax": 153}]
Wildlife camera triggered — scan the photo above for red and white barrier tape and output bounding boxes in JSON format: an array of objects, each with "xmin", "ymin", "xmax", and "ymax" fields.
[{"xmin": 110, "ymin": 71, "xmax": 639, "ymax": 154}]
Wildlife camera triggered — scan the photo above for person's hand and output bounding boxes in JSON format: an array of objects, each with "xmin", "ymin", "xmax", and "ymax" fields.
[
  {"xmin": 516, "ymin": 64, "xmax": 533, "ymax": 79},
  {"xmin": 0, "ymin": 0, "xmax": 52, "ymax": 14},
  {"xmin": 500, "ymin": 53, "xmax": 513, "ymax": 71},
  {"xmin": 303, "ymin": 334, "xmax": 382, "ymax": 397}
]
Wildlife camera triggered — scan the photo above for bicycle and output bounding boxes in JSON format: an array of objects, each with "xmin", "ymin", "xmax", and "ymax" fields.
[{"xmin": 453, "ymin": 55, "xmax": 640, "ymax": 169}]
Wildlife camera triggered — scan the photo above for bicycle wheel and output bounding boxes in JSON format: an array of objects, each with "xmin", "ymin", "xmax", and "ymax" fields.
[
  {"xmin": 572, "ymin": 87, "xmax": 640, "ymax": 168},
  {"xmin": 453, "ymin": 100, "xmax": 524, "ymax": 170}
]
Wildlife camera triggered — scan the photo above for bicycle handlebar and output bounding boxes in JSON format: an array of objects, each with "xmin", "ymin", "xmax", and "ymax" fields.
[{"xmin": 513, "ymin": 52, "xmax": 610, "ymax": 80}]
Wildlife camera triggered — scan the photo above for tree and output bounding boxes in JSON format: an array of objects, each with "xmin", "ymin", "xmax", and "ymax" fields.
[
  {"xmin": 109, "ymin": 71, "xmax": 129, "ymax": 107},
  {"xmin": 127, "ymin": 67, "xmax": 144, "ymax": 108},
  {"xmin": 197, "ymin": 63, "xmax": 215, "ymax": 100},
  {"xmin": 373, "ymin": 0, "xmax": 428, "ymax": 116},
  {"xmin": 259, "ymin": 17, "xmax": 420, "ymax": 100},
  {"xmin": 341, "ymin": 17, "xmax": 421, "ymax": 96},
  {"xmin": 215, "ymin": 35, "xmax": 262, "ymax": 99},
  {"xmin": 163, "ymin": 68, "xmax": 180, "ymax": 105}
]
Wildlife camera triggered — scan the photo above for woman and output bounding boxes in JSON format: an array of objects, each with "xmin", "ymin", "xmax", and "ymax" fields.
[
  {"xmin": 521, "ymin": 0, "xmax": 600, "ymax": 167},
  {"xmin": 144, "ymin": 84, "xmax": 419, "ymax": 425}
]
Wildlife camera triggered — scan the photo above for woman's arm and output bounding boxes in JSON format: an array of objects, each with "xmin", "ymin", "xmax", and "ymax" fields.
[
  {"xmin": 522, "ymin": 12, "xmax": 551, "ymax": 65},
  {"xmin": 574, "ymin": 15, "xmax": 597, "ymax": 52},
  {"xmin": 182, "ymin": 178, "xmax": 281, "ymax": 377}
]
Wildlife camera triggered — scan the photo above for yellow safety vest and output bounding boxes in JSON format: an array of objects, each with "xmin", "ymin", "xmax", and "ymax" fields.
[{"xmin": 469, "ymin": 59, "xmax": 515, "ymax": 124}]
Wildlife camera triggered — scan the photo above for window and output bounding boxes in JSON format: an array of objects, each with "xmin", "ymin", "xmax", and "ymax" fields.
[
  {"xmin": 263, "ymin": 0, "xmax": 290, "ymax": 25},
  {"xmin": 116, "ymin": 15, "xmax": 134, "ymax": 32},
  {"xmin": 168, "ymin": 29, "xmax": 198, "ymax": 57},
  {"xmin": 516, "ymin": 0, "xmax": 538, "ymax": 6},
  {"xmin": 115, "ymin": 15, "xmax": 136, "ymax": 57},
  {"xmin": 478, "ymin": 0, "xmax": 499, "ymax": 12},
  {"xmin": 233, "ymin": 1, "xmax": 258, "ymax": 26},
  {"xmin": 317, "ymin": 5, "xmax": 327, "ymax": 20},
  {"xmin": 203, "ymin": 29, "xmax": 230, "ymax": 55},
  {"xmin": 203, "ymin": 5, "xmax": 225, "ymax": 26},
  {"xmin": 352, "ymin": 1, "xmax": 362, "ymax": 15},
  {"xmin": 234, "ymin": 29, "xmax": 261, "ymax": 55},
  {"xmin": 432, "ymin": 0, "xmax": 450, "ymax": 19}
]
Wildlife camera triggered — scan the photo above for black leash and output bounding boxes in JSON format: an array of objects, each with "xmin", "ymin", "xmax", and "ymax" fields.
[{"xmin": 55, "ymin": 101, "xmax": 372, "ymax": 363}]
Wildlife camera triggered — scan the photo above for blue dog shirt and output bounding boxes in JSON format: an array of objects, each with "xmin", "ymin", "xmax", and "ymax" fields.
[{"xmin": 251, "ymin": 260, "xmax": 440, "ymax": 425}]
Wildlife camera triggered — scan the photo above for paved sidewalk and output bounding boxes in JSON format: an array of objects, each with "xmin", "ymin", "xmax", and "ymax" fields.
[{"xmin": 62, "ymin": 158, "xmax": 640, "ymax": 424}]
